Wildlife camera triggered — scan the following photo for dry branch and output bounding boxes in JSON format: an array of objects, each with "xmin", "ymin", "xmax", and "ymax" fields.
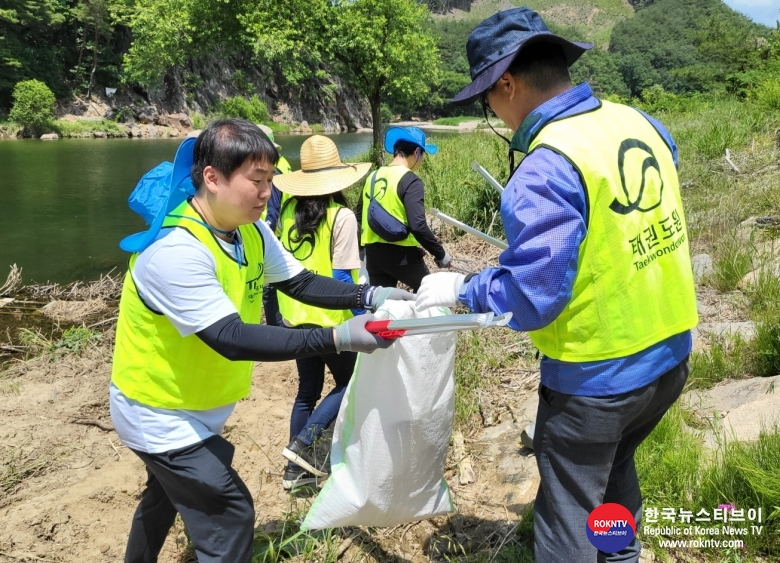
[
  {"xmin": 453, "ymin": 431, "xmax": 475, "ymax": 485},
  {"xmin": 0, "ymin": 264, "xmax": 22, "ymax": 297},
  {"xmin": 336, "ymin": 533, "xmax": 356, "ymax": 559},
  {"xmin": 725, "ymin": 148, "xmax": 741, "ymax": 174},
  {"xmin": 68, "ymin": 417, "xmax": 114, "ymax": 432}
]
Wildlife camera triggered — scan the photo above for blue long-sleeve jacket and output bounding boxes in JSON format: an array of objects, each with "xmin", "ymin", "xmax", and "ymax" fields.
[{"xmin": 458, "ymin": 83, "xmax": 691, "ymax": 396}]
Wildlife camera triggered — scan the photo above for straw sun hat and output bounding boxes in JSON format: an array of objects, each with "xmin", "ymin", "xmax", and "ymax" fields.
[{"xmin": 272, "ymin": 135, "xmax": 371, "ymax": 197}]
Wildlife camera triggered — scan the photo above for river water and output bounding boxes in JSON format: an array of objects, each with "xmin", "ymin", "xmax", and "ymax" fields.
[{"xmin": 0, "ymin": 132, "xmax": 379, "ymax": 285}]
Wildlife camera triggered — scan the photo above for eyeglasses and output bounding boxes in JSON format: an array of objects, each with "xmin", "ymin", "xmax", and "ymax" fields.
[{"xmin": 481, "ymin": 84, "xmax": 497, "ymax": 118}]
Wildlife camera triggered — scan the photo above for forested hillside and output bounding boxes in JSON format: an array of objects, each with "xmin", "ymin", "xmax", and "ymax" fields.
[
  {"xmin": 0, "ymin": 0, "xmax": 777, "ymax": 132},
  {"xmin": 421, "ymin": 0, "xmax": 777, "ymax": 118}
]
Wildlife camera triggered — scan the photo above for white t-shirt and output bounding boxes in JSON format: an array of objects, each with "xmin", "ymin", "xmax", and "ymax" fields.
[{"xmin": 110, "ymin": 220, "xmax": 304, "ymax": 454}]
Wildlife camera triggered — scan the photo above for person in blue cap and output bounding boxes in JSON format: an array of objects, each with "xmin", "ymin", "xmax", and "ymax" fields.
[
  {"xmin": 415, "ymin": 8, "xmax": 697, "ymax": 563},
  {"xmin": 355, "ymin": 126, "xmax": 451, "ymax": 292},
  {"xmin": 110, "ymin": 118, "xmax": 413, "ymax": 563}
]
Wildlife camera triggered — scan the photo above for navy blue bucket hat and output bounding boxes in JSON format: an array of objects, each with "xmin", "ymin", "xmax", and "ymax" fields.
[{"xmin": 451, "ymin": 7, "xmax": 593, "ymax": 106}]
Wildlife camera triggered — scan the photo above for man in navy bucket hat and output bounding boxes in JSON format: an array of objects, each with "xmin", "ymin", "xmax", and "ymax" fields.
[
  {"xmin": 450, "ymin": 8, "xmax": 592, "ymax": 106},
  {"xmin": 416, "ymin": 8, "xmax": 697, "ymax": 562},
  {"xmin": 355, "ymin": 126, "xmax": 451, "ymax": 292}
]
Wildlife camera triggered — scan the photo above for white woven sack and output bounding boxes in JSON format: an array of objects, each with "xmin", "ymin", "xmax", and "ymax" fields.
[{"xmin": 301, "ymin": 301, "xmax": 457, "ymax": 530}]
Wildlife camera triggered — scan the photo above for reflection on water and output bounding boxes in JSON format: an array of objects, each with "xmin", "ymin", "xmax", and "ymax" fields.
[
  {"xmin": 0, "ymin": 130, "xmax": 457, "ymax": 284},
  {"xmin": 275, "ymin": 132, "xmax": 374, "ymax": 167}
]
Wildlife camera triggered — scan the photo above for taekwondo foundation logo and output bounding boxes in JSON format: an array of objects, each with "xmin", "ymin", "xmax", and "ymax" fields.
[{"xmin": 586, "ymin": 503, "xmax": 636, "ymax": 553}]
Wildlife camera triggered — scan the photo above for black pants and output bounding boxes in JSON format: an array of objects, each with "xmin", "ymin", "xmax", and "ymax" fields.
[
  {"xmin": 365, "ymin": 243, "xmax": 430, "ymax": 292},
  {"xmin": 125, "ymin": 436, "xmax": 254, "ymax": 563},
  {"xmin": 532, "ymin": 358, "xmax": 689, "ymax": 563},
  {"xmin": 289, "ymin": 350, "xmax": 356, "ymax": 451}
]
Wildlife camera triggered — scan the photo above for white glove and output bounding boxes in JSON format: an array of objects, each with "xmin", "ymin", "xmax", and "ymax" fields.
[{"xmin": 415, "ymin": 272, "xmax": 466, "ymax": 311}]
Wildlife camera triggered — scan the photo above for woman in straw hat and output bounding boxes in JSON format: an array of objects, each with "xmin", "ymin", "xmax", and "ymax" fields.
[{"xmin": 272, "ymin": 135, "xmax": 369, "ymax": 490}]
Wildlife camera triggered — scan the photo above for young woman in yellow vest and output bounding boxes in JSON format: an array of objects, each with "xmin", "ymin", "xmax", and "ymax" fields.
[
  {"xmin": 355, "ymin": 127, "xmax": 451, "ymax": 291},
  {"xmin": 271, "ymin": 135, "xmax": 365, "ymax": 489},
  {"xmin": 110, "ymin": 119, "xmax": 413, "ymax": 563}
]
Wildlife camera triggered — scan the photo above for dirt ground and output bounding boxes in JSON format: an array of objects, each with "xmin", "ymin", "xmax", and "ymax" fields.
[{"xmin": 0, "ymin": 324, "xmax": 543, "ymax": 563}]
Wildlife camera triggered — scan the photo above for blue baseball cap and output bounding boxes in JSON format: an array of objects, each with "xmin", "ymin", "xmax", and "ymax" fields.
[
  {"xmin": 384, "ymin": 127, "xmax": 438, "ymax": 156},
  {"xmin": 119, "ymin": 136, "xmax": 197, "ymax": 253},
  {"xmin": 451, "ymin": 8, "xmax": 592, "ymax": 106}
]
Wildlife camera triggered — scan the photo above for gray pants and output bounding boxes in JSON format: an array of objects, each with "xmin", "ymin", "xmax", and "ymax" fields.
[
  {"xmin": 533, "ymin": 358, "xmax": 689, "ymax": 563},
  {"xmin": 125, "ymin": 436, "xmax": 254, "ymax": 563}
]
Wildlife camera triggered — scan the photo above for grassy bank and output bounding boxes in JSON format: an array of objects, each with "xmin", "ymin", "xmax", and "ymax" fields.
[
  {"xmin": 418, "ymin": 131, "xmax": 507, "ymax": 233},
  {"xmin": 636, "ymin": 404, "xmax": 780, "ymax": 560},
  {"xmin": 54, "ymin": 119, "xmax": 128, "ymax": 138},
  {"xmin": 432, "ymin": 115, "xmax": 484, "ymax": 126}
]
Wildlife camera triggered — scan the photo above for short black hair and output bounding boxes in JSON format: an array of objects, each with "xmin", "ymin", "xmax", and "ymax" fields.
[
  {"xmin": 507, "ymin": 42, "xmax": 570, "ymax": 92},
  {"xmin": 191, "ymin": 118, "xmax": 278, "ymax": 189},
  {"xmin": 393, "ymin": 139, "xmax": 422, "ymax": 158}
]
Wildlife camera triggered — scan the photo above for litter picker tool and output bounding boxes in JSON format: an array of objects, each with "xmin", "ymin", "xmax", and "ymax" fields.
[
  {"xmin": 429, "ymin": 208, "xmax": 509, "ymax": 250},
  {"xmin": 470, "ymin": 161, "xmax": 504, "ymax": 194},
  {"xmin": 366, "ymin": 312, "xmax": 512, "ymax": 339}
]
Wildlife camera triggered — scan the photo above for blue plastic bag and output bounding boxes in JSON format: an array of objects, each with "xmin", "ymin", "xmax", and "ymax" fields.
[
  {"xmin": 128, "ymin": 162, "xmax": 175, "ymax": 226},
  {"xmin": 120, "ymin": 137, "xmax": 197, "ymax": 253}
]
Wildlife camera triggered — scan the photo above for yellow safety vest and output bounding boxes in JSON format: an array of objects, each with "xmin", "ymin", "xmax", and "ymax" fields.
[
  {"xmin": 360, "ymin": 165, "xmax": 419, "ymax": 246},
  {"xmin": 276, "ymin": 156, "xmax": 292, "ymax": 174},
  {"xmin": 112, "ymin": 200, "xmax": 265, "ymax": 410},
  {"xmin": 261, "ymin": 156, "xmax": 294, "ymax": 222},
  {"xmin": 277, "ymin": 197, "xmax": 355, "ymax": 327},
  {"xmin": 527, "ymin": 100, "xmax": 698, "ymax": 361}
]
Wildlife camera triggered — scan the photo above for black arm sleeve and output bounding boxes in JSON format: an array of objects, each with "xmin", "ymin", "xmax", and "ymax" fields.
[
  {"xmin": 196, "ymin": 313, "xmax": 336, "ymax": 362},
  {"xmin": 272, "ymin": 269, "xmax": 365, "ymax": 310},
  {"xmin": 398, "ymin": 173, "xmax": 446, "ymax": 260}
]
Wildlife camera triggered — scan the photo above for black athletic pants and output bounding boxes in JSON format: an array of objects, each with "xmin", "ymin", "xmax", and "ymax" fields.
[
  {"xmin": 124, "ymin": 436, "xmax": 254, "ymax": 563},
  {"xmin": 365, "ymin": 243, "xmax": 430, "ymax": 292}
]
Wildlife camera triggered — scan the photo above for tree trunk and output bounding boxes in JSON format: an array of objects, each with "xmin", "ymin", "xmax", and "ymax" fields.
[
  {"xmin": 86, "ymin": 25, "xmax": 99, "ymax": 98},
  {"xmin": 370, "ymin": 89, "xmax": 384, "ymax": 167},
  {"xmin": 75, "ymin": 26, "xmax": 86, "ymax": 88}
]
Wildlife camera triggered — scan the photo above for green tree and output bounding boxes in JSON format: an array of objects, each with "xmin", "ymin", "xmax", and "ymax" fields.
[
  {"xmin": 328, "ymin": 0, "xmax": 441, "ymax": 163},
  {"xmin": 610, "ymin": 0, "xmax": 765, "ymax": 96},
  {"xmin": 240, "ymin": 0, "xmax": 333, "ymax": 86},
  {"xmin": 218, "ymin": 95, "xmax": 269, "ymax": 122},
  {"xmin": 0, "ymin": 0, "xmax": 67, "ymax": 108},
  {"xmin": 72, "ymin": 0, "xmax": 120, "ymax": 96},
  {"xmin": 122, "ymin": 0, "xmax": 197, "ymax": 88},
  {"xmin": 122, "ymin": 0, "xmax": 250, "ymax": 89},
  {"xmin": 9, "ymin": 79, "xmax": 55, "ymax": 134}
]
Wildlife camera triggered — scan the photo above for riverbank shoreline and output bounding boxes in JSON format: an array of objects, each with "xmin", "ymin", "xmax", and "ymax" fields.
[
  {"xmin": 1, "ymin": 118, "xmax": 507, "ymax": 141},
  {"xmin": 356, "ymin": 120, "xmax": 511, "ymax": 134}
]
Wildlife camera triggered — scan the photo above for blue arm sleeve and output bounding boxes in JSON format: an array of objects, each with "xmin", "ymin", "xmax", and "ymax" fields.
[
  {"xmin": 458, "ymin": 148, "xmax": 588, "ymax": 332},
  {"xmin": 265, "ymin": 186, "xmax": 283, "ymax": 232},
  {"xmin": 333, "ymin": 268, "xmax": 364, "ymax": 315},
  {"xmin": 635, "ymin": 108, "xmax": 679, "ymax": 168}
]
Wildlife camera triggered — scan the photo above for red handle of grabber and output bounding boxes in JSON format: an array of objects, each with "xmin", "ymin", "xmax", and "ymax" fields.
[{"xmin": 365, "ymin": 320, "xmax": 407, "ymax": 339}]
